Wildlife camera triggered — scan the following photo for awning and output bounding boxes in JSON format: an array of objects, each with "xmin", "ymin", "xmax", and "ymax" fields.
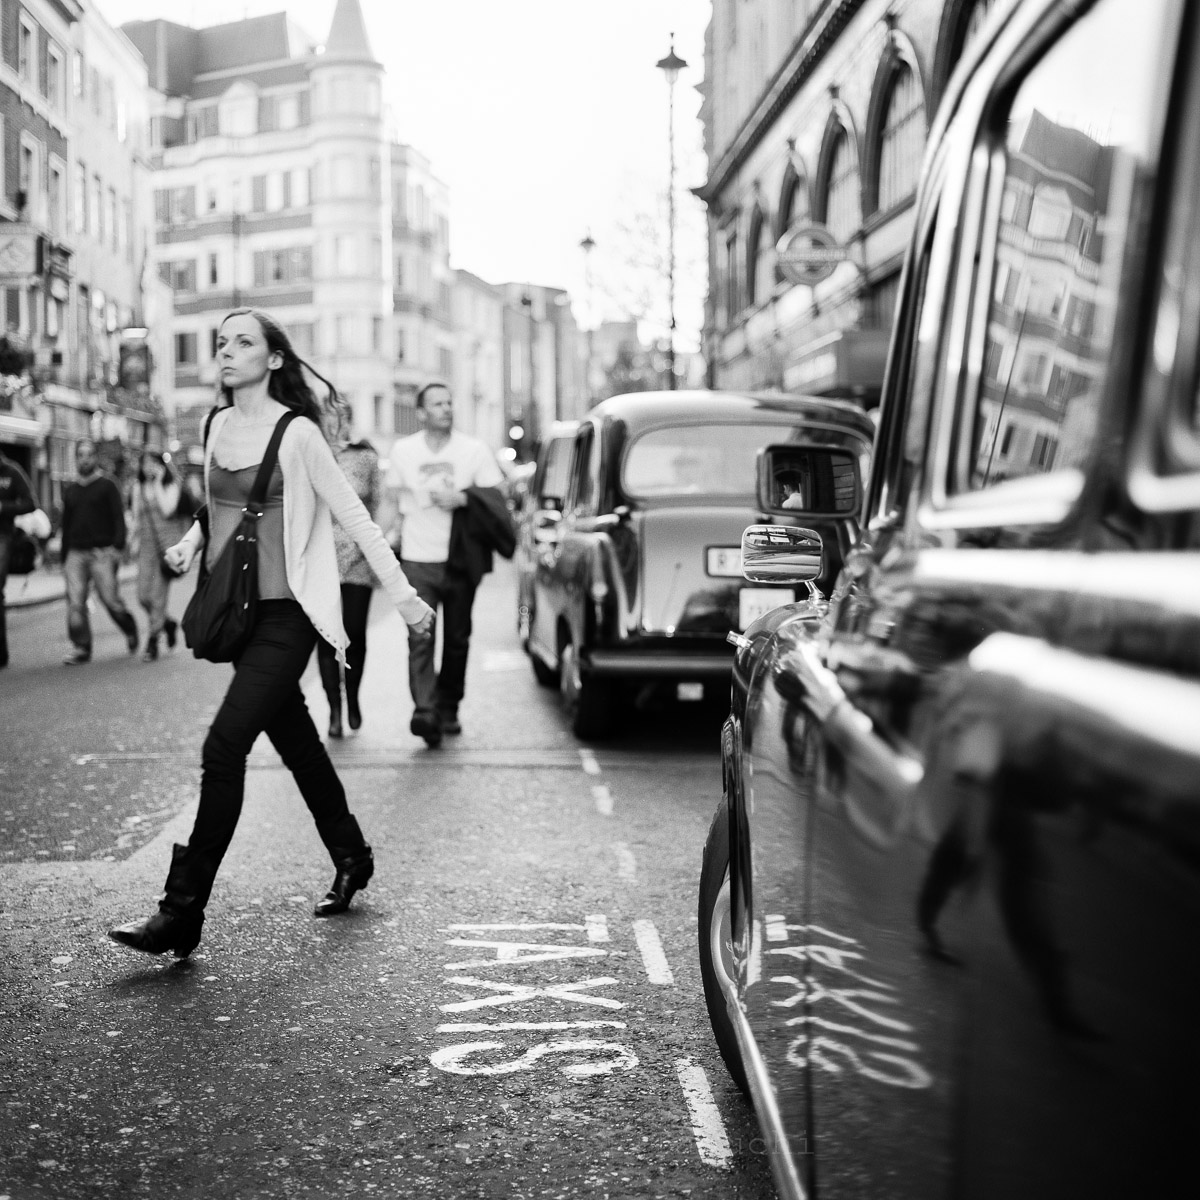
[
  {"xmin": 0, "ymin": 414, "xmax": 42, "ymax": 446},
  {"xmin": 784, "ymin": 328, "xmax": 890, "ymax": 399}
]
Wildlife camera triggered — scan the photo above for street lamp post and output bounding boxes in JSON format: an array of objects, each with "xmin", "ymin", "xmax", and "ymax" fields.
[
  {"xmin": 656, "ymin": 34, "xmax": 687, "ymax": 391},
  {"xmin": 579, "ymin": 231, "xmax": 595, "ymax": 405}
]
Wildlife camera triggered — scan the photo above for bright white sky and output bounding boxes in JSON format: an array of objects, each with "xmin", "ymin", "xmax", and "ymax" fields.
[{"xmin": 94, "ymin": 0, "xmax": 712, "ymax": 350}]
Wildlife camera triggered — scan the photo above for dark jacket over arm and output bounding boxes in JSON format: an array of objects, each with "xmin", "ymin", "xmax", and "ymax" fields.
[
  {"xmin": 447, "ymin": 486, "xmax": 517, "ymax": 587},
  {"xmin": 0, "ymin": 458, "xmax": 35, "ymax": 533}
]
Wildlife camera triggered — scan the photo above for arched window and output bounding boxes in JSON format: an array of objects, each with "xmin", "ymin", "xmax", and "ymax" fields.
[
  {"xmin": 746, "ymin": 207, "xmax": 772, "ymax": 307},
  {"xmin": 823, "ymin": 128, "xmax": 860, "ymax": 243},
  {"xmin": 778, "ymin": 167, "xmax": 811, "ymax": 239},
  {"xmin": 877, "ymin": 64, "xmax": 925, "ymax": 211}
]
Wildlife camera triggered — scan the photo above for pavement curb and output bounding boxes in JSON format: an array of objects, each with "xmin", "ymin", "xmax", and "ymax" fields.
[{"xmin": 6, "ymin": 563, "xmax": 141, "ymax": 610}]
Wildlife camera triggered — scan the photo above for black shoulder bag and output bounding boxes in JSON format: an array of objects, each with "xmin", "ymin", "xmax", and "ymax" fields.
[{"xmin": 181, "ymin": 410, "xmax": 298, "ymax": 663}]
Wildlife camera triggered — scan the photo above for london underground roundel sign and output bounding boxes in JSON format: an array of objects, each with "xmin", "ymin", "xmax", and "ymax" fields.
[{"xmin": 775, "ymin": 223, "xmax": 848, "ymax": 287}]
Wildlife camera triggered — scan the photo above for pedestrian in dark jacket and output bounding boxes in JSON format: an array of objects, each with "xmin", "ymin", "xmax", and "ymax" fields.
[
  {"xmin": 60, "ymin": 438, "xmax": 139, "ymax": 665},
  {"xmin": 0, "ymin": 448, "xmax": 36, "ymax": 669}
]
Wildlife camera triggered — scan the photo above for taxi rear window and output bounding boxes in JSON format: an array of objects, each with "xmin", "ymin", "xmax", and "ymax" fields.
[{"xmin": 622, "ymin": 422, "xmax": 805, "ymax": 498}]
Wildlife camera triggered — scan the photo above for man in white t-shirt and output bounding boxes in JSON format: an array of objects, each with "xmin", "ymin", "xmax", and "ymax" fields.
[{"xmin": 385, "ymin": 382, "xmax": 504, "ymax": 746}]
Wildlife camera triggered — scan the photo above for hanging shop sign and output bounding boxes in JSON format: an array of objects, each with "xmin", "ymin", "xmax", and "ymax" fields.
[{"xmin": 775, "ymin": 223, "xmax": 849, "ymax": 287}]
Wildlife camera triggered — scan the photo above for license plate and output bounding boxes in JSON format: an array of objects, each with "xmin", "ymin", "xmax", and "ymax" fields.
[
  {"xmin": 739, "ymin": 587, "xmax": 794, "ymax": 630},
  {"xmin": 707, "ymin": 546, "xmax": 742, "ymax": 577}
]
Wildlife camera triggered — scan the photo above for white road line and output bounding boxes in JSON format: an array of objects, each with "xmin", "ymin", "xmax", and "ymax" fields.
[
  {"xmin": 593, "ymin": 784, "xmax": 613, "ymax": 815},
  {"xmin": 585, "ymin": 914, "xmax": 610, "ymax": 942},
  {"xmin": 675, "ymin": 1057, "xmax": 733, "ymax": 1169},
  {"xmin": 615, "ymin": 843, "xmax": 637, "ymax": 882},
  {"xmin": 632, "ymin": 919, "xmax": 674, "ymax": 985},
  {"xmin": 579, "ymin": 749, "xmax": 601, "ymax": 775},
  {"xmin": 436, "ymin": 1020, "xmax": 627, "ymax": 1033}
]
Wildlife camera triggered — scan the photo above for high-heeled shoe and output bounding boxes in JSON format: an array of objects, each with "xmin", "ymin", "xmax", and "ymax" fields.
[{"xmin": 346, "ymin": 696, "xmax": 362, "ymax": 731}]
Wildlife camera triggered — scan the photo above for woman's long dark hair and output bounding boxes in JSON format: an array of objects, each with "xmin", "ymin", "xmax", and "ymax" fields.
[
  {"xmin": 137, "ymin": 449, "xmax": 176, "ymax": 486},
  {"xmin": 218, "ymin": 307, "xmax": 347, "ymax": 438}
]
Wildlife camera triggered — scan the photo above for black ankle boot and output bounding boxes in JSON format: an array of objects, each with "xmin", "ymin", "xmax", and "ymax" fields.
[
  {"xmin": 328, "ymin": 705, "xmax": 344, "ymax": 739},
  {"xmin": 141, "ymin": 635, "xmax": 159, "ymax": 662},
  {"xmin": 346, "ymin": 694, "xmax": 362, "ymax": 731},
  {"xmin": 164, "ymin": 618, "xmax": 178, "ymax": 650},
  {"xmin": 314, "ymin": 814, "xmax": 373, "ymax": 916},
  {"xmin": 314, "ymin": 849, "xmax": 374, "ymax": 916},
  {"xmin": 108, "ymin": 843, "xmax": 213, "ymax": 958}
]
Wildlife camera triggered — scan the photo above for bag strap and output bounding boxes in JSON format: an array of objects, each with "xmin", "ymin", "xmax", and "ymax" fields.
[{"xmin": 244, "ymin": 410, "xmax": 300, "ymax": 515}]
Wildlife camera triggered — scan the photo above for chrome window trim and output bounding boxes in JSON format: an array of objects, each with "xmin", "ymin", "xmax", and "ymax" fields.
[{"xmin": 1127, "ymin": 3, "xmax": 1200, "ymax": 512}]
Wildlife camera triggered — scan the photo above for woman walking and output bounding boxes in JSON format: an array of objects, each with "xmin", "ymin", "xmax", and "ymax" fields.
[
  {"xmin": 109, "ymin": 308, "xmax": 433, "ymax": 958},
  {"xmin": 129, "ymin": 450, "xmax": 192, "ymax": 661},
  {"xmin": 318, "ymin": 409, "xmax": 380, "ymax": 738}
]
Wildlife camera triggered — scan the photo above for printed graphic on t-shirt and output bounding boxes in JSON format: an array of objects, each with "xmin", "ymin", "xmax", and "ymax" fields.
[{"xmin": 415, "ymin": 461, "xmax": 454, "ymax": 507}]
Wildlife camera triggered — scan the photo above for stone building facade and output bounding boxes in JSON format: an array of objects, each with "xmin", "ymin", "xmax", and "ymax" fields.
[
  {"xmin": 699, "ymin": 0, "xmax": 995, "ymax": 406},
  {"xmin": 1, "ymin": 0, "xmax": 160, "ymax": 513}
]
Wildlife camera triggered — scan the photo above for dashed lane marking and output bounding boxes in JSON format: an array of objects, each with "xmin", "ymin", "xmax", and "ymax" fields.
[
  {"xmin": 579, "ymin": 750, "xmax": 601, "ymax": 776},
  {"xmin": 593, "ymin": 785, "xmax": 614, "ymax": 816},
  {"xmin": 632, "ymin": 919, "xmax": 674, "ymax": 985},
  {"xmin": 675, "ymin": 1057, "xmax": 733, "ymax": 1169},
  {"xmin": 615, "ymin": 843, "xmax": 637, "ymax": 882}
]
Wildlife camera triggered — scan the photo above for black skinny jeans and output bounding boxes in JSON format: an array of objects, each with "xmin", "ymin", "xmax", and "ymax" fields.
[
  {"xmin": 316, "ymin": 582, "xmax": 372, "ymax": 712},
  {"xmin": 187, "ymin": 600, "xmax": 354, "ymax": 867}
]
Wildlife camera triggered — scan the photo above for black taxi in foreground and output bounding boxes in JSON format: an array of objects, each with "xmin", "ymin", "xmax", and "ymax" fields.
[
  {"xmin": 699, "ymin": 0, "xmax": 1200, "ymax": 1197},
  {"xmin": 520, "ymin": 391, "xmax": 874, "ymax": 738}
]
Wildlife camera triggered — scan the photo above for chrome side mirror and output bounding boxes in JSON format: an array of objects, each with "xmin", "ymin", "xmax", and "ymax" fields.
[{"xmin": 741, "ymin": 524, "xmax": 822, "ymax": 584}]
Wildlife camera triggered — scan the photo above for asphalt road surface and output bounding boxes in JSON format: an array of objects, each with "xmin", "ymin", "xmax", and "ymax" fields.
[{"xmin": 0, "ymin": 561, "xmax": 777, "ymax": 1199}]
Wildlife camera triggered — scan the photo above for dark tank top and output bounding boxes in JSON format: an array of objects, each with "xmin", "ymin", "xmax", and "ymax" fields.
[{"xmin": 207, "ymin": 461, "xmax": 293, "ymax": 600}]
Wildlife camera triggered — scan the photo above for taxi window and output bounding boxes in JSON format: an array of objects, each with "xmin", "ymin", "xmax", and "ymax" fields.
[
  {"xmin": 622, "ymin": 421, "xmax": 806, "ymax": 498},
  {"xmin": 538, "ymin": 439, "xmax": 572, "ymax": 509},
  {"xmin": 954, "ymin": 0, "xmax": 1174, "ymax": 497}
]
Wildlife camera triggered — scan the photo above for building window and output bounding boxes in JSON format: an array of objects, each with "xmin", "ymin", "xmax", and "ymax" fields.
[
  {"xmin": 47, "ymin": 44, "xmax": 65, "ymax": 112},
  {"xmin": 18, "ymin": 137, "xmax": 41, "ymax": 219},
  {"xmin": 877, "ymin": 64, "xmax": 924, "ymax": 212},
  {"xmin": 290, "ymin": 167, "xmax": 311, "ymax": 208},
  {"xmin": 73, "ymin": 162, "xmax": 87, "ymax": 234},
  {"xmin": 1027, "ymin": 184, "xmax": 1074, "ymax": 239},
  {"xmin": 252, "ymin": 247, "xmax": 313, "ymax": 287},
  {"xmin": 18, "ymin": 16, "xmax": 37, "ymax": 88},
  {"xmin": 91, "ymin": 175, "xmax": 103, "ymax": 244},
  {"xmin": 174, "ymin": 332, "xmax": 198, "ymax": 366},
  {"xmin": 396, "ymin": 328, "xmax": 407, "ymax": 361},
  {"xmin": 106, "ymin": 188, "xmax": 118, "ymax": 251},
  {"xmin": 778, "ymin": 169, "xmax": 810, "ymax": 239},
  {"xmin": 746, "ymin": 208, "xmax": 772, "ymax": 307},
  {"xmin": 822, "ymin": 128, "xmax": 860, "ymax": 243},
  {"xmin": 48, "ymin": 160, "xmax": 65, "ymax": 236},
  {"xmin": 209, "ymin": 253, "xmax": 219, "ymax": 287},
  {"xmin": 159, "ymin": 260, "xmax": 197, "ymax": 292},
  {"xmin": 72, "ymin": 51, "xmax": 85, "ymax": 99}
]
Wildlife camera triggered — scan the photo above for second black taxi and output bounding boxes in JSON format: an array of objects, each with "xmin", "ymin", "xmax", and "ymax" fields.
[{"xmin": 517, "ymin": 390, "xmax": 874, "ymax": 738}]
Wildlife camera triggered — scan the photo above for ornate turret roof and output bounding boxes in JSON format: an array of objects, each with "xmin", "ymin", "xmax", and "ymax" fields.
[{"xmin": 323, "ymin": 0, "xmax": 377, "ymax": 65}]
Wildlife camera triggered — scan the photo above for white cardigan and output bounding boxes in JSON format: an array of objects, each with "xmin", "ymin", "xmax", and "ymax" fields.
[{"xmin": 181, "ymin": 408, "xmax": 430, "ymax": 663}]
